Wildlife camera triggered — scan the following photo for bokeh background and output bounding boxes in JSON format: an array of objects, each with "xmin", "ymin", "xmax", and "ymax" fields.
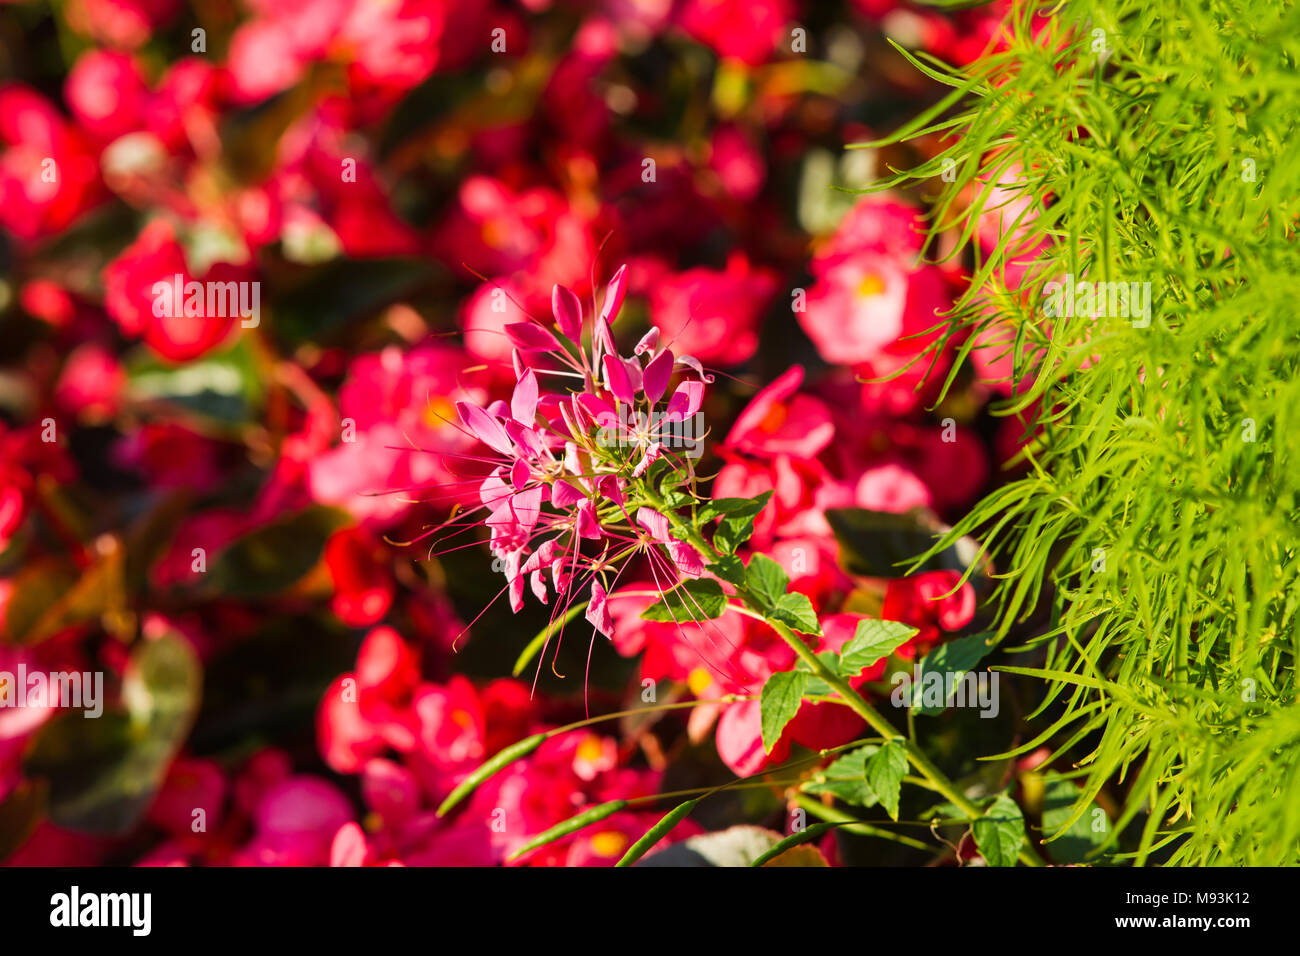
[{"xmin": 0, "ymin": 0, "xmax": 1031, "ymax": 866}]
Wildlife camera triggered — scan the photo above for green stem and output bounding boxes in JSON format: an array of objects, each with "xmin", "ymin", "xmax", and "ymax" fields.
[{"xmin": 648, "ymin": 490, "xmax": 1046, "ymax": 868}]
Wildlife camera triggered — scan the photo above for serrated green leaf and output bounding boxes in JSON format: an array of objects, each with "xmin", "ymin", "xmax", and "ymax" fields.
[
  {"xmin": 745, "ymin": 553, "xmax": 789, "ymax": 611},
  {"xmin": 771, "ymin": 592, "xmax": 821, "ymax": 636},
  {"xmin": 640, "ymin": 579, "xmax": 727, "ymax": 623},
  {"xmin": 709, "ymin": 554, "xmax": 745, "ymax": 586},
  {"xmin": 1041, "ymin": 777, "xmax": 1111, "ymax": 864},
  {"xmin": 839, "ymin": 620, "xmax": 918, "ymax": 677},
  {"xmin": 973, "ymin": 794, "xmax": 1024, "ymax": 867},
  {"xmin": 802, "ymin": 745, "xmax": 879, "ymax": 807},
  {"xmin": 702, "ymin": 492, "xmax": 773, "ymax": 553},
  {"xmin": 760, "ymin": 671, "xmax": 809, "ymax": 752},
  {"xmin": 910, "ymin": 632, "xmax": 995, "ymax": 715},
  {"xmin": 865, "ymin": 740, "xmax": 908, "ymax": 820}
]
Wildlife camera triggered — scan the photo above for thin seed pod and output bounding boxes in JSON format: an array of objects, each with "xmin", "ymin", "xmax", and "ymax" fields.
[
  {"xmin": 614, "ymin": 798, "xmax": 700, "ymax": 868},
  {"xmin": 749, "ymin": 822, "xmax": 841, "ymax": 867},
  {"xmin": 505, "ymin": 800, "xmax": 629, "ymax": 862},
  {"xmin": 435, "ymin": 732, "xmax": 547, "ymax": 817}
]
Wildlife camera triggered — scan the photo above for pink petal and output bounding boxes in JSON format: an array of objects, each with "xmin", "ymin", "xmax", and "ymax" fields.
[
  {"xmin": 509, "ymin": 486, "xmax": 543, "ymax": 534},
  {"xmin": 578, "ymin": 392, "xmax": 619, "ymax": 427},
  {"xmin": 330, "ymin": 822, "xmax": 367, "ymax": 868},
  {"xmin": 634, "ymin": 327, "xmax": 660, "ymax": 355},
  {"xmin": 600, "ymin": 264, "xmax": 628, "ymax": 324},
  {"xmin": 550, "ymin": 479, "xmax": 584, "ymax": 508},
  {"xmin": 593, "ymin": 316, "xmax": 616, "ymax": 360},
  {"xmin": 576, "ymin": 499, "xmax": 601, "ymax": 540},
  {"xmin": 642, "ymin": 348, "xmax": 674, "ymax": 404},
  {"xmin": 596, "ymin": 475, "xmax": 625, "ymax": 505},
  {"xmin": 621, "ymin": 355, "xmax": 643, "ymax": 395},
  {"xmin": 635, "ymin": 507, "xmax": 672, "ymax": 543},
  {"xmin": 552, "ymin": 284, "xmax": 583, "ymax": 342},
  {"xmin": 510, "ymin": 458, "xmax": 530, "ymax": 491},
  {"xmin": 511, "ymin": 368, "xmax": 539, "ymax": 425},
  {"xmin": 457, "ymin": 402, "xmax": 513, "ymax": 455},
  {"xmin": 603, "ymin": 353, "xmax": 635, "ymax": 405},
  {"xmin": 478, "ymin": 468, "xmax": 511, "ymax": 509},
  {"xmin": 664, "ymin": 380, "xmax": 703, "ymax": 422},
  {"xmin": 632, "ymin": 441, "xmax": 663, "ymax": 477},
  {"xmin": 669, "ymin": 539, "xmax": 706, "ymax": 578},
  {"xmin": 530, "ymin": 570, "xmax": 549, "ymax": 604},
  {"xmin": 505, "ymin": 322, "xmax": 561, "ymax": 353},
  {"xmin": 586, "ymin": 581, "xmax": 614, "ymax": 638},
  {"xmin": 675, "ymin": 354, "xmax": 715, "ymax": 383}
]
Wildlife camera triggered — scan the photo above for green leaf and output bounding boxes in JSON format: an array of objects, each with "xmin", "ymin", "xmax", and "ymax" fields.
[
  {"xmin": 126, "ymin": 337, "xmax": 263, "ymax": 425},
  {"xmin": 1041, "ymin": 777, "xmax": 1112, "ymax": 864},
  {"xmin": 910, "ymin": 632, "xmax": 995, "ymax": 715},
  {"xmin": 973, "ymin": 794, "xmax": 1025, "ymax": 867},
  {"xmin": 760, "ymin": 671, "xmax": 809, "ymax": 752},
  {"xmin": 771, "ymin": 592, "xmax": 821, "ymax": 636},
  {"xmin": 702, "ymin": 492, "xmax": 773, "ymax": 554},
  {"xmin": 839, "ymin": 619, "xmax": 919, "ymax": 677},
  {"xmin": 25, "ymin": 632, "xmax": 200, "ymax": 835},
  {"xmin": 204, "ymin": 506, "xmax": 349, "ymax": 599},
  {"xmin": 507, "ymin": 799, "xmax": 629, "ymax": 862},
  {"xmin": 639, "ymin": 579, "xmax": 728, "ymax": 623},
  {"xmin": 745, "ymin": 553, "xmax": 789, "ymax": 611},
  {"xmin": 615, "ymin": 798, "xmax": 701, "ymax": 867},
  {"xmin": 794, "ymin": 650, "xmax": 839, "ymax": 696},
  {"xmin": 802, "ymin": 745, "xmax": 879, "ymax": 807},
  {"xmin": 864, "ymin": 740, "xmax": 908, "ymax": 820},
  {"xmin": 0, "ymin": 780, "xmax": 47, "ymax": 860},
  {"xmin": 709, "ymin": 554, "xmax": 746, "ymax": 587},
  {"xmin": 825, "ymin": 508, "xmax": 982, "ymax": 579}
]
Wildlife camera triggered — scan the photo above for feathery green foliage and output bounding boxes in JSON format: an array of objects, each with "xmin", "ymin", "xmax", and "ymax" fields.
[{"xmin": 864, "ymin": 0, "xmax": 1300, "ymax": 864}]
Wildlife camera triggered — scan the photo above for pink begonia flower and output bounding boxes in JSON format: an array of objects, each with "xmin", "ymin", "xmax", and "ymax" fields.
[
  {"xmin": 650, "ymin": 253, "xmax": 777, "ymax": 366},
  {"xmin": 435, "ymin": 175, "xmax": 597, "ymax": 310},
  {"xmin": 237, "ymin": 776, "xmax": 354, "ymax": 866},
  {"xmin": 64, "ymin": 50, "xmax": 152, "ymax": 142},
  {"xmin": 725, "ymin": 365, "xmax": 836, "ymax": 459},
  {"xmin": 883, "ymin": 570, "xmax": 977, "ymax": 659},
  {"xmin": 797, "ymin": 197, "xmax": 953, "ymax": 368},
  {"xmin": 323, "ymin": 526, "xmax": 395, "ymax": 628},
  {"xmin": 307, "ymin": 344, "xmax": 489, "ymax": 526},
  {"xmin": 147, "ymin": 758, "xmax": 227, "ymax": 838},
  {"xmin": 101, "ymin": 219, "xmax": 244, "ymax": 363},
  {"xmin": 854, "ymin": 461, "xmax": 934, "ymax": 513},
  {"xmin": 54, "ymin": 343, "xmax": 125, "ymax": 421},
  {"xmin": 676, "ymin": 0, "xmax": 795, "ymax": 66},
  {"xmin": 800, "ymin": 254, "xmax": 950, "ymax": 367},
  {"xmin": 0, "ymin": 85, "xmax": 103, "ymax": 242},
  {"xmin": 716, "ymin": 698, "xmax": 791, "ymax": 777},
  {"xmin": 709, "ymin": 124, "xmax": 766, "ymax": 202},
  {"xmin": 225, "ymin": 0, "xmax": 450, "ymax": 104}
]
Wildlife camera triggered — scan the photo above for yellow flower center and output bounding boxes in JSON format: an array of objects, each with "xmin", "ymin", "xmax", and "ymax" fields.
[{"xmin": 589, "ymin": 831, "xmax": 629, "ymax": 857}]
